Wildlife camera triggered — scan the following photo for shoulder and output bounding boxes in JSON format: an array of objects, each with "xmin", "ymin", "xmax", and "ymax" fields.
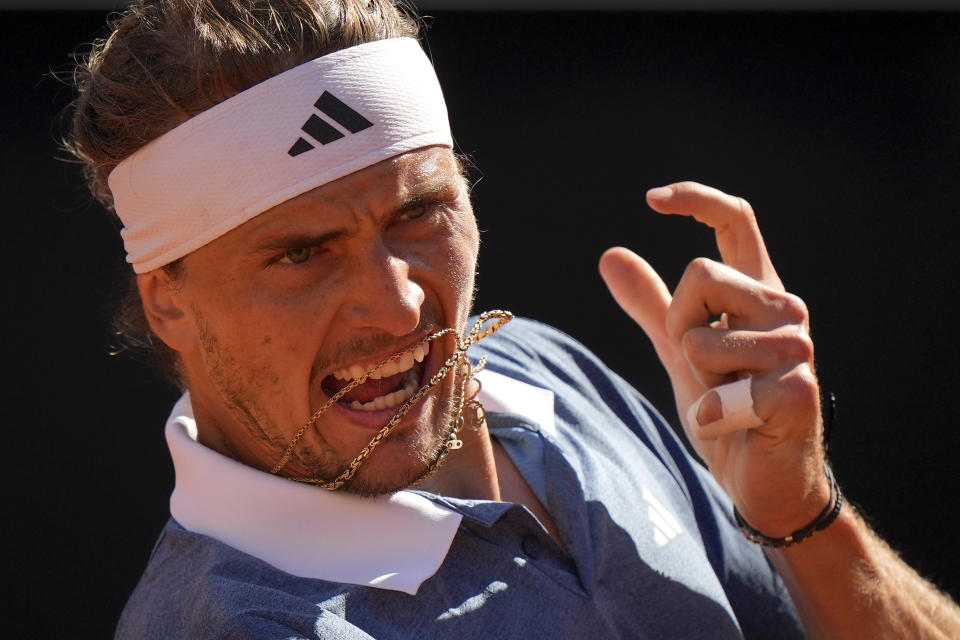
[
  {"xmin": 470, "ymin": 316, "xmax": 621, "ymax": 393},
  {"xmin": 471, "ymin": 315, "xmax": 593, "ymax": 361},
  {"xmin": 471, "ymin": 316, "xmax": 670, "ymax": 439},
  {"xmin": 115, "ymin": 520, "xmax": 361, "ymax": 640}
]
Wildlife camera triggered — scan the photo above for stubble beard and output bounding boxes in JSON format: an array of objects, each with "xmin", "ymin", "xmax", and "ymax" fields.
[
  {"xmin": 194, "ymin": 308, "xmax": 466, "ymax": 497},
  {"xmin": 337, "ymin": 403, "xmax": 460, "ymax": 497},
  {"xmin": 302, "ymin": 359, "xmax": 466, "ymax": 497}
]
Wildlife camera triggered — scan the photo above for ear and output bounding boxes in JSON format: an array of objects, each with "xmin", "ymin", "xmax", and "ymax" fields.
[{"xmin": 137, "ymin": 270, "xmax": 197, "ymax": 353}]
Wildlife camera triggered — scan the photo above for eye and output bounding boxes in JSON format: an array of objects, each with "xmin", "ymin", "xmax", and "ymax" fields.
[
  {"xmin": 279, "ymin": 247, "xmax": 313, "ymax": 265},
  {"xmin": 400, "ymin": 203, "xmax": 429, "ymax": 221}
]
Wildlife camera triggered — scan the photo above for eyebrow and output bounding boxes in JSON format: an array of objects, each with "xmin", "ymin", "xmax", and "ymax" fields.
[
  {"xmin": 250, "ymin": 176, "xmax": 462, "ymax": 251},
  {"xmin": 395, "ymin": 180, "xmax": 459, "ymax": 213},
  {"xmin": 253, "ymin": 228, "xmax": 345, "ymax": 252},
  {"xmin": 403, "ymin": 175, "xmax": 461, "ymax": 202}
]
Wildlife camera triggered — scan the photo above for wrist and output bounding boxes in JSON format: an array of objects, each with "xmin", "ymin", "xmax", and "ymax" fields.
[{"xmin": 735, "ymin": 462, "xmax": 842, "ymax": 548}]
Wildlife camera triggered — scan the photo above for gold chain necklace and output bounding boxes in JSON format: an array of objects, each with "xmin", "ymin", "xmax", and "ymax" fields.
[{"xmin": 270, "ymin": 310, "xmax": 513, "ymax": 490}]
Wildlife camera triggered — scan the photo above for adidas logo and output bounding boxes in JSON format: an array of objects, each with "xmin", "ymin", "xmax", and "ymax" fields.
[
  {"xmin": 288, "ymin": 91, "xmax": 374, "ymax": 157},
  {"xmin": 642, "ymin": 486, "xmax": 684, "ymax": 547}
]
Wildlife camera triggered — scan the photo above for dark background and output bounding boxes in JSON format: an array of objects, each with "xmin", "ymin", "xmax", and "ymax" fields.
[{"xmin": 5, "ymin": 8, "xmax": 959, "ymax": 638}]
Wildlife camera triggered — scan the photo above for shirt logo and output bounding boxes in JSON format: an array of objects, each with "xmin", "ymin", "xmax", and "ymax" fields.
[
  {"xmin": 643, "ymin": 486, "xmax": 684, "ymax": 547},
  {"xmin": 287, "ymin": 91, "xmax": 374, "ymax": 157}
]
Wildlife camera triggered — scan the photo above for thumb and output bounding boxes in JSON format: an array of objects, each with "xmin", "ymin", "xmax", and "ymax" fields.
[{"xmin": 599, "ymin": 247, "xmax": 675, "ymax": 364}]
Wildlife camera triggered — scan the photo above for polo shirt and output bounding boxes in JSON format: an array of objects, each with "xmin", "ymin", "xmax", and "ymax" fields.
[{"xmin": 115, "ymin": 317, "xmax": 804, "ymax": 639}]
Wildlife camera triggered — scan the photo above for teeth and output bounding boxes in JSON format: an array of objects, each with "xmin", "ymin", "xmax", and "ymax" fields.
[
  {"xmin": 371, "ymin": 359, "xmax": 400, "ymax": 380},
  {"xmin": 347, "ymin": 381, "xmax": 418, "ymax": 412},
  {"xmin": 397, "ymin": 351, "xmax": 415, "ymax": 373},
  {"xmin": 331, "ymin": 341, "xmax": 430, "ymax": 382}
]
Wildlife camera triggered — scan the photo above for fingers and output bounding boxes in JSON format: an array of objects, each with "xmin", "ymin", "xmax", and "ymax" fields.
[
  {"xmin": 666, "ymin": 258, "xmax": 808, "ymax": 342},
  {"xmin": 681, "ymin": 325, "xmax": 814, "ymax": 389},
  {"xmin": 647, "ymin": 181, "xmax": 783, "ymax": 290},
  {"xmin": 686, "ymin": 377, "xmax": 763, "ymax": 434},
  {"xmin": 688, "ymin": 365, "xmax": 820, "ymax": 441},
  {"xmin": 670, "ymin": 260, "xmax": 815, "ymax": 439},
  {"xmin": 598, "ymin": 247, "xmax": 675, "ymax": 362},
  {"xmin": 601, "ymin": 181, "xmax": 816, "ymax": 451}
]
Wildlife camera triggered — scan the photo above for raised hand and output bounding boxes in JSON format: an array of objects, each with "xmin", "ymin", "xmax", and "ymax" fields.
[{"xmin": 599, "ymin": 181, "xmax": 828, "ymax": 536}]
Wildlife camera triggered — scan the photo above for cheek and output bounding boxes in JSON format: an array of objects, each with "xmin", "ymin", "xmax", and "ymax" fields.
[
  {"xmin": 190, "ymin": 276, "xmax": 335, "ymax": 379},
  {"xmin": 441, "ymin": 214, "xmax": 481, "ymax": 293},
  {"xmin": 193, "ymin": 306, "xmax": 280, "ymax": 386},
  {"xmin": 399, "ymin": 214, "xmax": 478, "ymax": 296},
  {"xmin": 189, "ymin": 300, "xmax": 324, "ymax": 430},
  {"xmin": 447, "ymin": 243, "xmax": 478, "ymax": 299}
]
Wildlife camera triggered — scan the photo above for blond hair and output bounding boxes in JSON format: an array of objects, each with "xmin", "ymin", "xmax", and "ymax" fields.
[{"xmin": 69, "ymin": 0, "xmax": 419, "ymax": 214}]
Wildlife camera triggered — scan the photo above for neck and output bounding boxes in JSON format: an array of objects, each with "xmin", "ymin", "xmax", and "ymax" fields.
[
  {"xmin": 416, "ymin": 417, "xmax": 501, "ymax": 501},
  {"xmin": 417, "ymin": 403, "xmax": 565, "ymax": 547}
]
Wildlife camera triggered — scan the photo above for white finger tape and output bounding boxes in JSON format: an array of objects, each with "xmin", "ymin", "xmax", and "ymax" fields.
[
  {"xmin": 686, "ymin": 377, "xmax": 764, "ymax": 432},
  {"xmin": 108, "ymin": 37, "xmax": 452, "ymax": 273}
]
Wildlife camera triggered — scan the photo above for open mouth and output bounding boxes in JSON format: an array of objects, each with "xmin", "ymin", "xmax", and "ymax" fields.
[
  {"xmin": 320, "ymin": 341, "xmax": 431, "ymax": 412},
  {"xmin": 274, "ymin": 312, "xmax": 512, "ymax": 487}
]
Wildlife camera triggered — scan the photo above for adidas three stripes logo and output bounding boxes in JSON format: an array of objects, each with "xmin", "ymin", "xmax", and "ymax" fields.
[
  {"xmin": 642, "ymin": 486, "xmax": 684, "ymax": 547},
  {"xmin": 288, "ymin": 91, "xmax": 374, "ymax": 157}
]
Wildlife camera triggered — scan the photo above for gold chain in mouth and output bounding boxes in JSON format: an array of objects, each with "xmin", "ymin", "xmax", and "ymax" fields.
[{"xmin": 270, "ymin": 310, "xmax": 513, "ymax": 490}]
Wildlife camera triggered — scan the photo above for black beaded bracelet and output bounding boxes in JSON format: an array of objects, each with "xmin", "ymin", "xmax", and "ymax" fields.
[{"xmin": 734, "ymin": 463, "xmax": 843, "ymax": 548}]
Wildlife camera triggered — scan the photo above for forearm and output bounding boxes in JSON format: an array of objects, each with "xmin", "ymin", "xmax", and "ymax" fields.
[{"xmin": 768, "ymin": 505, "xmax": 960, "ymax": 640}]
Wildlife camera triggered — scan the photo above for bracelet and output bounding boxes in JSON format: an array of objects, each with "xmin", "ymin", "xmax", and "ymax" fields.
[{"xmin": 734, "ymin": 463, "xmax": 843, "ymax": 548}]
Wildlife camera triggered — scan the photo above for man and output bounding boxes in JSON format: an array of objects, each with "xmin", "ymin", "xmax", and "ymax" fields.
[{"xmin": 68, "ymin": 1, "xmax": 960, "ymax": 638}]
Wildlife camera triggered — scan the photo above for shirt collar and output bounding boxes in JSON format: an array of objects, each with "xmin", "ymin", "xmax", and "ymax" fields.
[
  {"xmin": 475, "ymin": 368, "xmax": 556, "ymax": 438},
  {"xmin": 166, "ymin": 369, "xmax": 555, "ymax": 595}
]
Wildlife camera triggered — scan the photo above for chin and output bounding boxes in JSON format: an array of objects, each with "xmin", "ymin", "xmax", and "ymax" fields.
[
  {"xmin": 283, "ymin": 391, "xmax": 455, "ymax": 497},
  {"xmin": 339, "ymin": 426, "xmax": 451, "ymax": 497},
  {"xmin": 287, "ymin": 317, "xmax": 471, "ymax": 494}
]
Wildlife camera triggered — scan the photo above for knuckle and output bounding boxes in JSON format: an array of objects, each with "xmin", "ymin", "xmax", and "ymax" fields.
[
  {"xmin": 774, "ymin": 327, "xmax": 814, "ymax": 364},
  {"xmin": 673, "ymin": 180, "xmax": 701, "ymax": 194},
  {"xmin": 793, "ymin": 331, "xmax": 815, "ymax": 363},
  {"xmin": 777, "ymin": 292, "xmax": 809, "ymax": 324},
  {"xmin": 779, "ymin": 365, "xmax": 821, "ymax": 417},
  {"xmin": 681, "ymin": 329, "xmax": 710, "ymax": 363},
  {"xmin": 735, "ymin": 196, "xmax": 756, "ymax": 221},
  {"xmin": 684, "ymin": 256, "xmax": 716, "ymax": 282}
]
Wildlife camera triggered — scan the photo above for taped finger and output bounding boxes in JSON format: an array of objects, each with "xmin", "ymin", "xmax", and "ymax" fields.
[{"xmin": 686, "ymin": 377, "xmax": 764, "ymax": 440}]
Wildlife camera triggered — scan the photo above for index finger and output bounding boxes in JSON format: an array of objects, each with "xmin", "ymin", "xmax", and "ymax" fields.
[{"xmin": 647, "ymin": 181, "xmax": 783, "ymax": 291}]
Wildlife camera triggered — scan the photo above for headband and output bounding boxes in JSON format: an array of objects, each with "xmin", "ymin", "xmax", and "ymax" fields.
[{"xmin": 107, "ymin": 37, "xmax": 452, "ymax": 273}]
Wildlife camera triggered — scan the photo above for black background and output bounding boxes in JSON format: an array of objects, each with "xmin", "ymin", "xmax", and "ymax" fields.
[{"xmin": 5, "ymin": 9, "xmax": 960, "ymax": 638}]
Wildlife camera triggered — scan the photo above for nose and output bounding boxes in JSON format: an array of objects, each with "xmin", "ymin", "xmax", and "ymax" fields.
[{"xmin": 342, "ymin": 245, "xmax": 424, "ymax": 336}]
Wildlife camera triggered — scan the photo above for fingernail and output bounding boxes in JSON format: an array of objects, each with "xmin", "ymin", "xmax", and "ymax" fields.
[
  {"xmin": 687, "ymin": 390, "xmax": 722, "ymax": 427},
  {"xmin": 698, "ymin": 391, "xmax": 723, "ymax": 424},
  {"xmin": 647, "ymin": 186, "xmax": 673, "ymax": 200}
]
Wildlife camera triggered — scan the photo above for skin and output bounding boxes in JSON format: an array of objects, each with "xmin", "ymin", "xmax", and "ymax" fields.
[
  {"xmin": 139, "ymin": 146, "xmax": 488, "ymax": 496},
  {"xmin": 599, "ymin": 181, "xmax": 960, "ymax": 638},
  {"xmin": 600, "ymin": 183, "xmax": 826, "ymax": 536}
]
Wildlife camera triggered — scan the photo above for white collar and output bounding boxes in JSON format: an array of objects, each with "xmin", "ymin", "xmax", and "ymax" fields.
[
  {"xmin": 166, "ymin": 369, "xmax": 555, "ymax": 595},
  {"xmin": 475, "ymin": 368, "xmax": 556, "ymax": 438}
]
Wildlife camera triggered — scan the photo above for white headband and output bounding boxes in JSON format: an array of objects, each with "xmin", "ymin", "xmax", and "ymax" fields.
[{"xmin": 108, "ymin": 37, "xmax": 452, "ymax": 273}]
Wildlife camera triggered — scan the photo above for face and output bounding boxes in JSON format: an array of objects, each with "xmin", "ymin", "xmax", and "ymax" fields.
[{"xmin": 154, "ymin": 147, "xmax": 480, "ymax": 495}]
